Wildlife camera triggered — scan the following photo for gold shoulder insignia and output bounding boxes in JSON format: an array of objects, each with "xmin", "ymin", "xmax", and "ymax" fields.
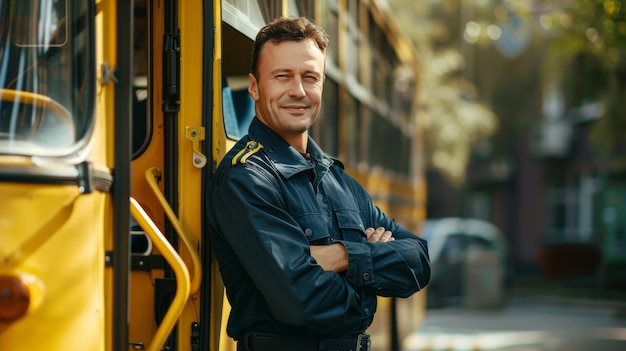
[{"xmin": 232, "ymin": 140, "xmax": 264, "ymax": 165}]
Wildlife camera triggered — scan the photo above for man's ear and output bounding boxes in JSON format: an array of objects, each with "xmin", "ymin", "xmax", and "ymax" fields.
[{"xmin": 248, "ymin": 73, "xmax": 259, "ymax": 100}]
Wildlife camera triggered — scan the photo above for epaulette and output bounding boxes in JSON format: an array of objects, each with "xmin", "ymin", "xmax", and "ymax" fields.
[{"xmin": 232, "ymin": 140, "xmax": 264, "ymax": 165}]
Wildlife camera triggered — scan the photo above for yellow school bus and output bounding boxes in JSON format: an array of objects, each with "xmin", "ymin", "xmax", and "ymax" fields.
[{"xmin": 0, "ymin": 1, "xmax": 426, "ymax": 350}]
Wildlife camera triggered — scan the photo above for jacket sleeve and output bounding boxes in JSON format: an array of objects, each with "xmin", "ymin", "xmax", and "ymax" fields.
[
  {"xmin": 209, "ymin": 163, "xmax": 373, "ymax": 333},
  {"xmin": 339, "ymin": 176, "xmax": 431, "ymax": 297}
]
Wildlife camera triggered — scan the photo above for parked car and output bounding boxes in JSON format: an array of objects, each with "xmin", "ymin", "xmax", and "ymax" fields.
[{"xmin": 421, "ymin": 217, "xmax": 508, "ymax": 308}]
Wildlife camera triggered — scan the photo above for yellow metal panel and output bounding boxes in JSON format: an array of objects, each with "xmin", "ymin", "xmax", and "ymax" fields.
[
  {"xmin": 177, "ymin": 1, "xmax": 210, "ymax": 350},
  {"xmin": 0, "ymin": 184, "xmax": 107, "ymax": 351}
]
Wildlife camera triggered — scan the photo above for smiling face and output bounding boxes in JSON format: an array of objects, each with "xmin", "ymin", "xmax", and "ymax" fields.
[{"xmin": 248, "ymin": 39, "xmax": 325, "ymax": 152}]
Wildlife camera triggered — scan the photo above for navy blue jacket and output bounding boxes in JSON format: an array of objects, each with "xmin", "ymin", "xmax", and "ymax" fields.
[{"xmin": 207, "ymin": 117, "xmax": 430, "ymax": 340}]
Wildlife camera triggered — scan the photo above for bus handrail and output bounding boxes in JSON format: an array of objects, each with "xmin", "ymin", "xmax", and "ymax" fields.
[
  {"xmin": 0, "ymin": 88, "xmax": 71, "ymax": 116},
  {"xmin": 0, "ymin": 88, "xmax": 75, "ymax": 131},
  {"xmin": 130, "ymin": 197, "xmax": 190, "ymax": 351},
  {"xmin": 145, "ymin": 167, "xmax": 202, "ymax": 295}
]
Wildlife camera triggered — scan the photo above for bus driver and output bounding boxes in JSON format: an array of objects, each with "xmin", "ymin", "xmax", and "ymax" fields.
[{"xmin": 206, "ymin": 16, "xmax": 430, "ymax": 351}]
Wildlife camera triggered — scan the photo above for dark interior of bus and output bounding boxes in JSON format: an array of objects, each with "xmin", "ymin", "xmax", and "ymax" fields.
[{"xmin": 221, "ymin": 24, "xmax": 256, "ymax": 139}]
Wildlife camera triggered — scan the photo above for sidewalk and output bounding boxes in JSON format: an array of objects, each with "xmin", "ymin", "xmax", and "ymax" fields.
[{"xmin": 402, "ymin": 286, "xmax": 626, "ymax": 351}]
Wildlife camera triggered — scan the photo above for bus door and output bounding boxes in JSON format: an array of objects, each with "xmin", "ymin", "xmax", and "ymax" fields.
[
  {"xmin": 126, "ymin": 0, "xmax": 205, "ymax": 350},
  {"xmin": 0, "ymin": 1, "xmax": 108, "ymax": 350}
]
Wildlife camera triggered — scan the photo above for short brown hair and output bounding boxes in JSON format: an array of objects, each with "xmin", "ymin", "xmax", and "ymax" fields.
[{"xmin": 250, "ymin": 17, "xmax": 329, "ymax": 78}]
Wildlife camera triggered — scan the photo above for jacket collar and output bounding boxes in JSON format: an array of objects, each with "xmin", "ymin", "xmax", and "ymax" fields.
[{"xmin": 247, "ymin": 117, "xmax": 335, "ymax": 178}]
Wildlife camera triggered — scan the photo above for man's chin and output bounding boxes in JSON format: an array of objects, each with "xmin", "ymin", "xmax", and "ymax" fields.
[
  {"xmin": 287, "ymin": 126, "xmax": 310, "ymax": 134},
  {"xmin": 287, "ymin": 119, "xmax": 316, "ymax": 133}
]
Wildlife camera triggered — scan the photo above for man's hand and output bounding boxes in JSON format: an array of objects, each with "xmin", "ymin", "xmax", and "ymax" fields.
[
  {"xmin": 365, "ymin": 227, "xmax": 394, "ymax": 243},
  {"xmin": 311, "ymin": 227, "xmax": 394, "ymax": 272},
  {"xmin": 310, "ymin": 243, "xmax": 348, "ymax": 273}
]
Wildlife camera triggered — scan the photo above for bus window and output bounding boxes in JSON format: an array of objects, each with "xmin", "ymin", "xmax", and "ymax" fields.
[
  {"xmin": 291, "ymin": 0, "xmax": 314, "ymax": 18},
  {"xmin": 315, "ymin": 77, "xmax": 339, "ymax": 158},
  {"xmin": 132, "ymin": 0, "xmax": 149, "ymax": 156},
  {"xmin": 11, "ymin": 0, "xmax": 68, "ymax": 48},
  {"xmin": 222, "ymin": 75, "xmax": 255, "ymax": 140},
  {"xmin": 222, "ymin": 24, "xmax": 256, "ymax": 139},
  {"xmin": 0, "ymin": 0, "xmax": 94, "ymax": 157}
]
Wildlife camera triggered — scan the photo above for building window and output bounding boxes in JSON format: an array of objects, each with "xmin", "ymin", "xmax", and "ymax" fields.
[{"xmin": 546, "ymin": 173, "xmax": 599, "ymax": 243}]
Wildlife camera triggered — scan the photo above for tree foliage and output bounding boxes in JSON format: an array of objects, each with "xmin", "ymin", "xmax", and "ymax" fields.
[
  {"xmin": 387, "ymin": 0, "xmax": 498, "ymax": 185},
  {"xmin": 539, "ymin": 0, "xmax": 626, "ymax": 171}
]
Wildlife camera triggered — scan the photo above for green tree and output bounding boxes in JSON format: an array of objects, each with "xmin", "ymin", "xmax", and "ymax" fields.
[
  {"xmin": 535, "ymin": 0, "xmax": 626, "ymax": 171},
  {"xmin": 387, "ymin": 0, "xmax": 498, "ymax": 185}
]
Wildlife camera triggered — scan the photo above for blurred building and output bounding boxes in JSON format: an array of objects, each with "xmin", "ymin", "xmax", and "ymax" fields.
[{"xmin": 409, "ymin": 0, "xmax": 626, "ymax": 290}]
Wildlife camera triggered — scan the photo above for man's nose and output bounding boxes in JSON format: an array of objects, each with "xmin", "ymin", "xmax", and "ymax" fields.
[{"xmin": 288, "ymin": 77, "xmax": 306, "ymax": 97}]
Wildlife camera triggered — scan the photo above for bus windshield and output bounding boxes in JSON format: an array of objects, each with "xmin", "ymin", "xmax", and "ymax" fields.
[{"xmin": 0, "ymin": 0, "xmax": 93, "ymax": 157}]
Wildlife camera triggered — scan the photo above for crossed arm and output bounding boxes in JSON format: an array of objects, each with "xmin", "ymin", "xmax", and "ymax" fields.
[{"xmin": 310, "ymin": 227, "xmax": 394, "ymax": 272}]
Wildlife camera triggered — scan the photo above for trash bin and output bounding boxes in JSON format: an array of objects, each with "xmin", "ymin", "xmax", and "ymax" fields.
[{"xmin": 463, "ymin": 246, "xmax": 503, "ymax": 309}]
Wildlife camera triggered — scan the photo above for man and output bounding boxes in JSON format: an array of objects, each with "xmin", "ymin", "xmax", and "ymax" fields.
[{"xmin": 207, "ymin": 17, "xmax": 430, "ymax": 351}]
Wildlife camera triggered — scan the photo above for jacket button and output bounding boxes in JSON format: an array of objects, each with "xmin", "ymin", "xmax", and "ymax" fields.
[
  {"xmin": 305, "ymin": 228, "xmax": 313, "ymax": 236},
  {"xmin": 362, "ymin": 272, "xmax": 370, "ymax": 281}
]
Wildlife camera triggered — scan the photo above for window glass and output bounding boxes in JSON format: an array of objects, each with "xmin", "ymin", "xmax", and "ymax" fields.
[
  {"xmin": 381, "ymin": 115, "xmax": 395, "ymax": 171},
  {"xmin": 368, "ymin": 110, "xmax": 385, "ymax": 169},
  {"xmin": 291, "ymin": 0, "xmax": 314, "ymax": 19},
  {"xmin": 343, "ymin": 93, "xmax": 360, "ymax": 166},
  {"xmin": 223, "ymin": 0, "xmax": 266, "ymax": 40},
  {"xmin": 547, "ymin": 175, "xmax": 579, "ymax": 242},
  {"xmin": 257, "ymin": 0, "xmax": 281, "ymax": 22},
  {"xmin": 547, "ymin": 174, "xmax": 598, "ymax": 243},
  {"xmin": 467, "ymin": 236, "xmax": 494, "ymax": 250},
  {"xmin": 346, "ymin": 0, "xmax": 360, "ymax": 82},
  {"xmin": 315, "ymin": 77, "xmax": 339, "ymax": 157},
  {"xmin": 132, "ymin": 0, "xmax": 149, "ymax": 155},
  {"xmin": 441, "ymin": 234, "xmax": 467, "ymax": 263},
  {"xmin": 318, "ymin": 1, "xmax": 338, "ymax": 69},
  {"xmin": 0, "ymin": 0, "xmax": 94, "ymax": 156},
  {"xmin": 396, "ymin": 131, "xmax": 410, "ymax": 177}
]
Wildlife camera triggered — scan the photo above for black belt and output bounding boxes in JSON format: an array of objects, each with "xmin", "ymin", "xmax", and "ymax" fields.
[{"xmin": 237, "ymin": 332, "xmax": 371, "ymax": 351}]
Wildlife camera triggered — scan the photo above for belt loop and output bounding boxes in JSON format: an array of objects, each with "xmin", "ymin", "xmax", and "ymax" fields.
[
  {"xmin": 240, "ymin": 332, "xmax": 253, "ymax": 351},
  {"xmin": 356, "ymin": 333, "xmax": 371, "ymax": 351}
]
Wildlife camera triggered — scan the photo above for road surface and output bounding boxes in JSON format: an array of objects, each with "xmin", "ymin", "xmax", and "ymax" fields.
[{"xmin": 403, "ymin": 297, "xmax": 626, "ymax": 351}]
